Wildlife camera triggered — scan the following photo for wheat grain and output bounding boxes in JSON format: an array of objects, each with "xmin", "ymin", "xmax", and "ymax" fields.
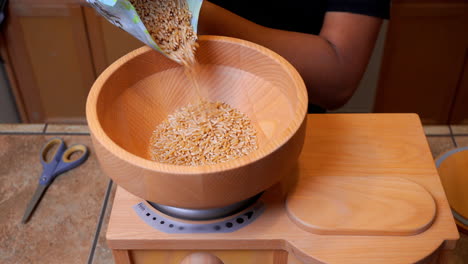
[
  {"xmin": 130, "ymin": 0, "xmax": 198, "ymax": 66},
  {"xmin": 149, "ymin": 100, "xmax": 258, "ymax": 166}
]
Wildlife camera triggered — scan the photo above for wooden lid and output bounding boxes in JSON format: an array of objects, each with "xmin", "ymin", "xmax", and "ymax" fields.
[
  {"xmin": 436, "ymin": 147, "xmax": 468, "ymax": 231},
  {"xmin": 286, "ymin": 176, "xmax": 436, "ymax": 236}
]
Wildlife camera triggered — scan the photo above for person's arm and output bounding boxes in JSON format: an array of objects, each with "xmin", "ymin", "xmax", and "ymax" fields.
[{"xmin": 198, "ymin": 2, "xmax": 382, "ymax": 110}]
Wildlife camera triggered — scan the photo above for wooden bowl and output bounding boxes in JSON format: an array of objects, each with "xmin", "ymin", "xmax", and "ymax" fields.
[{"xmin": 86, "ymin": 36, "xmax": 308, "ymax": 209}]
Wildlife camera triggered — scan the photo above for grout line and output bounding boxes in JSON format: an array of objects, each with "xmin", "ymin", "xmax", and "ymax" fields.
[
  {"xmin": 42, "ymin": 124, "xmax": 48, "ymax": 134},
  {"xmin": 0, "ymin": 132, "xmax": 48, "ymax": 135},
  {"xmin": 452, "ymin": 133, "xmax": 468, "ymax": 137},
  {"xmin": 87, "ymin": 179, "xmax": 114, "ymax": 264},
  {"xmin": 426, "ymin": 133, "xmax": 468, "ymax": 137},
  {"xmin": 44, "ymin": 132, "xmax": 91, "ymax": 136},
  {"xmin": 448, "ymin": 126, "xmax": 458, "ymax": 148},
  {"xmin": 426, "ymin": 134, "xmax": 453, "ymax": 137}
]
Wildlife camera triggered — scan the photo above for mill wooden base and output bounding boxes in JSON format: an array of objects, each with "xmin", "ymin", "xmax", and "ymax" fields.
[{"xmin": 106, "ymin": 114, "xmax": 459, "ymax": 264}]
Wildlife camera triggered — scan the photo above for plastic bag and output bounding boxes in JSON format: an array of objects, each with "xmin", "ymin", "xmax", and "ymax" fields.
[{"xmin": 87, "ymin": 0, "xmax": 203, "ymax": 62}]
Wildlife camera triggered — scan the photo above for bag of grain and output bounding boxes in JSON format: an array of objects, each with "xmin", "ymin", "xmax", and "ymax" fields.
[{"xmin": 87, "ymin": 0, "xmax": 202, "ymax": 65}]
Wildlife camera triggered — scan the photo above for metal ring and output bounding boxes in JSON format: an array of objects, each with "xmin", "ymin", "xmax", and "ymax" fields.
[{"xmin": 148, "ymin": 192, "xmax": 264, "ymax": 221}]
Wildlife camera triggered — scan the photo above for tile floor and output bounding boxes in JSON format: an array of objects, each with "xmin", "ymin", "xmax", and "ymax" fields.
[
  {"xmin": 0, "ymin": 123, "xmax": 467, "ymax": 263},
  {"xmin": 0, "ymin": 133, "xmax": 107, "ymax": 264}
]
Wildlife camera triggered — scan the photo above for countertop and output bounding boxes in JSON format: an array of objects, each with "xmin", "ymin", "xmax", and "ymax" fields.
[{"xmin": 0, "ymin": 122, "xmax": 467, "ymax": 263}]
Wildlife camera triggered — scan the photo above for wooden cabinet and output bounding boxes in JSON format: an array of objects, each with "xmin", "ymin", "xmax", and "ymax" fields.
[
  {"xmin": 449, "ymin": 56, "xmax": 468, "ymax": 124},
  {"xmin": 4, "ymin": 3, "xmax": 94, "ymax": 123},
  {"xmin": 3, "ymin": 0, "xmax": 467, "ymax": 124},
  {"xmin": 2, "ymin": 0, "xmax": 142, "ymax": 123},
  {"xmin": 83, "ymin": 7, "xmax": 143, "ymax": 75},
  {"xmin": 374, "ymin": 1, "xmax": 468, "ymax": 124}
]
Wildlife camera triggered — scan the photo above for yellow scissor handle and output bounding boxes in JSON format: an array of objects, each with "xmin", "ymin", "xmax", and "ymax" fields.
[
  {"xmin": 41, "ymin": 138, "xmax": 65, "ymax": 163},
  {"xmin": 61, "ymin": 144, "xmax": 88, "ymax": 163}
]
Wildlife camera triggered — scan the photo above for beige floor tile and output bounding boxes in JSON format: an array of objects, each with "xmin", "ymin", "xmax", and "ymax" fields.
[
  {"xmin": 427, "ymin": 136, "xmax": 456, "ymax": 159},
  {"xmin": 0, "ymin": 135, "xmax": 106, "ymax": 264},
  {"xmin": 0, "ymin": 124, "xmax": 45, "ymax": 133},
  {"xmin": 423, "ymin": 125, "xmax": 450, "ymax": 136},
  {"xmin": 455, "ymin": 233, "xmax": 468, "ymax": 264},
  {"xmin": 46, "ymin": 124, "xmax": 89, "ymax": 134},
  {"xmin": 451, "ymin": 125, "xmax": 468, "ymax": 135},
  {"xmin": 91, "ymin": 182, "xmax": 117, "ymax": 264},
  {"xmin": 455, "ymin": 137, "xmax": 468, "ymax": 148},
  {"xmin": 442, "ymin": 232, "xmax": 468, "ymax": 264}
]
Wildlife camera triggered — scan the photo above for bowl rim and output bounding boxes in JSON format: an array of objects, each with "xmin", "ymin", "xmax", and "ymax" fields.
[{"xmin": 86, "ymin": 35, "xmax": 308, "ymax": 175}]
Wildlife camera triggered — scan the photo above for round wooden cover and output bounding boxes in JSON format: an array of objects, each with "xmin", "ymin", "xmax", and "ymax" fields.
[{"xmin": 285, "ymin": 176, "xmax": 436, "ymax": 236}]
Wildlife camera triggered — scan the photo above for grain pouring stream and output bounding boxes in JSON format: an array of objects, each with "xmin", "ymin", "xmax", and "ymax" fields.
[{"xmin": 131, "ymin": 0, "xmax": 259, "ymax": 166}]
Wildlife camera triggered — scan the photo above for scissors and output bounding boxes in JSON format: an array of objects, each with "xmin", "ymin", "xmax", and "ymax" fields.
[{"xmin": 21, "ymin": 137, "xmax": 89, "ymax": 224}]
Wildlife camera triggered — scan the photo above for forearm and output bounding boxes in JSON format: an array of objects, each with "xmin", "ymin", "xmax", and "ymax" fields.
[
  {"xmin": 255, "ymin": 29, "xmax": 345, "ymax": 110},
  {"xmin": 198, "ymin": 2, "xmax": 382, "ymax": 109}
]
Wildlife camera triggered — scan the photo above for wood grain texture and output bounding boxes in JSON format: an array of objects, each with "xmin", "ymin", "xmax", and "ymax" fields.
[
  {"xmin": 86, "ymin": 36, "xmax": 308, "ymax": 209},
  {"xmin": 4, "ymin": 4, "xmax": 45, "ymax": 122},
  {"xmin": 273, "ymin": 251, "xmax": 288, "ymax": 264},
  {"xmin": 11, "ymin": 0, "xmax": 87, "ymax": 6},
  {"xmin": 70, "ymin": 6, "xmax": 96, "ymax": 101},
  {"xmin": 286, "ymin": 176, "xmax": 436, "ymax": 236},
  {"xmin": 83, "ymin": 7, "xmax": 143, "ymax": 75},
  {"xmin": 7, "ymin": 4, "xmax": 95, "ymax": 123},
  {"xmin": 113, "ymin": 250, "xmax": 131, "ymax": 264},
  {"xmin": 19, "ymin": 12, "xmax": 91, "ymax": 122},
  {"xmin": 106, "ymin": 114, "xmax": 459, "ymax": 264},
  {"xmin": 449, "ymin": 53, "xmax": 468, "ymax": 124},
  {"xmin": 436, "ymin": 149, "xmax": 468, "ymax": 231},
  {"xmin": 179, "ymin": 252, "xmax": 224, "ymax": 264},
  {"xmin": 11, "ymin": 4, "xmax": 72, "ymax": 16},
  {"xmin": 130, "ymin": 250, "xmax": 283, "ymax": 264},
  {"xmin": 0, "ymin": 33, "xmax": 28, "ymax": 122},
  {"xmin": 374, "ymin": 3, "xmax": 468, "ymax": 124},
  {"xmin": 287, "ymin": 253, "xmax": 304, "ymax": 264},
  {"xmin": 83, "ymin": 7, "xmax": 108, "ymax": 75}
]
